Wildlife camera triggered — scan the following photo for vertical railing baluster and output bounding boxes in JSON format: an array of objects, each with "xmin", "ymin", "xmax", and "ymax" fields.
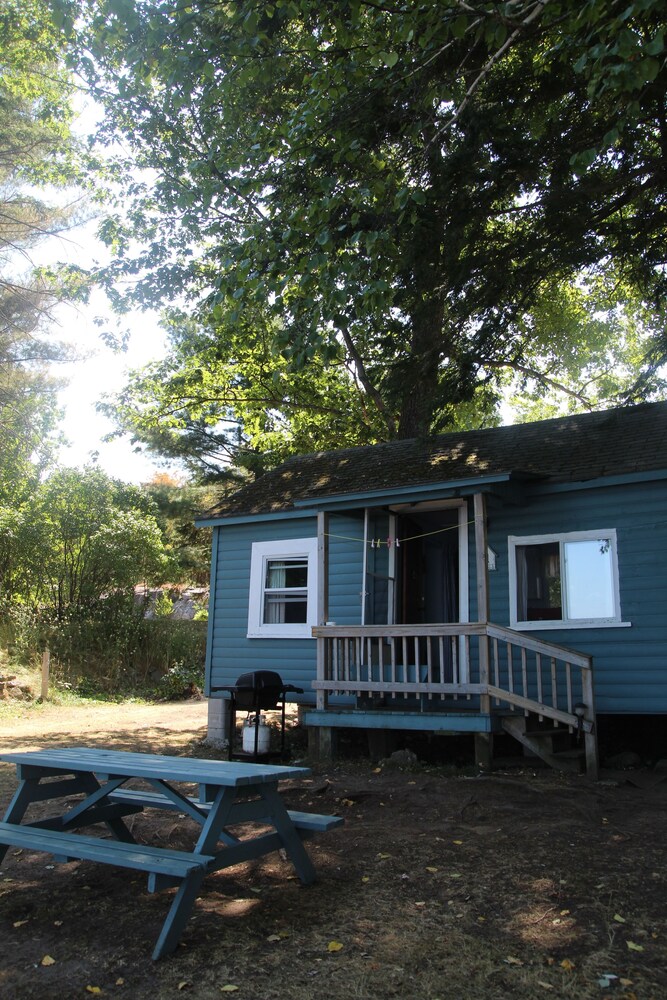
[
  {"xmin": 565, "ymin": 662, "xmax": 573, "ymax": 725},
  {"xmin": 536, "ymin": 652, "xmax": 543, "ymax": 720},
  {"xmin": 550, "ymin": 657, "xmax": 558, "ymax": 712},
  {"xmin": 506, "ymin": 643, "xmax": 513, "ymax": 712},
  {"xmin": 401, "ymin": 635, "xmax": 410, "ymax": 700},
  {"xmin": 521, "ymin": 646, "xmax": 528, "ymax": 716},
  {"xmin": 452, "ymin": 635, "xmax": 459, "ymax": 688},
  {"xmin": 506, "ymin": 639, "xmax": 514, "ymax": 702},
  {"xmin": 426, "ymin": 636, "xmax": 432, "ymax": 702},
  {"xmin": 376, "ymin": 637, "xmax": 384, "ymax": 699}
]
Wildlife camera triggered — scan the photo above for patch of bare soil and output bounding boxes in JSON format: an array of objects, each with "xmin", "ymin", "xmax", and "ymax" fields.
[{"xmin": 1, "ymin": 702, "xmax": 666, "ymax": 1000}]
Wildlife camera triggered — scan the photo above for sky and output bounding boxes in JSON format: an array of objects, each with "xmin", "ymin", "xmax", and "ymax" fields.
[
  {"xmin": 39, "ymin": 211, "xmax": 184, "ymax": 486},
  {"xmin": 39, "ymin": 96, "xmax": 185, "ymax": 486},
  {"xmin": 55, "ymin": 294, "xmax": 177, "ymax": 485}
]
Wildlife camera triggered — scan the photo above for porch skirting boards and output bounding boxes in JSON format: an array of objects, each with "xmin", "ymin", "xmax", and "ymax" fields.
[{"xmin": 302, "ymin": 709, "xmax": 496, "ymax": 733}]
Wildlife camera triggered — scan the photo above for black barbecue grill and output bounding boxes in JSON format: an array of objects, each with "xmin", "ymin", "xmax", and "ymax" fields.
[{"xmin": 214, "ymin": 671, "xmax": 303, "ymax": 760}]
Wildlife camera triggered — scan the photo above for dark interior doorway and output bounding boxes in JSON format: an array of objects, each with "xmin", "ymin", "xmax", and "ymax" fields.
[{"xmin": 398, "ymin": 509, "xmax": 460, "ymax": 625}]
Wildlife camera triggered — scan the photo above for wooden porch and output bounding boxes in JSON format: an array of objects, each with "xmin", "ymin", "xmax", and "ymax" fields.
[{"xmin": 307, "ymin": 623, "xmax": 598, "ymax": 777}]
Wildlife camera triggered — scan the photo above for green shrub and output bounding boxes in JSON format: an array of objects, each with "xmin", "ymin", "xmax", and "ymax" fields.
[{"xmin": 0, "ymin": 597, "xmax": 207, "ymax": 697}]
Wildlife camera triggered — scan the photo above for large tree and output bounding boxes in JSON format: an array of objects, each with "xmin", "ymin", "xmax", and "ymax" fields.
[
  {"xmin": 72, "ymin": 0, "xmax": 667, "ymax": 453},
  {"xmin": 1, "ymin": 0, "xmax": 84, "ymax": 314},
  {"xmin": 0, "ymin": 0, "xmax": 86, "ymax": 497}
]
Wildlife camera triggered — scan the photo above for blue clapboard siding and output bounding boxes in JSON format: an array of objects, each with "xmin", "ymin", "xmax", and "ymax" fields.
[
  {"xmin": 486, "ymin": 478, "xmax": 667, "ymax": 714},
  {"xmin": 206, "ymin": 477, "xmax": 667, "ymax": 716},
  {"xmin": 206, "ymin": 513, "xmax": 365, "ymax": 701},
  {"xmin": 327, "ymin": 512, "xmax": 365, "ymax": 626}
]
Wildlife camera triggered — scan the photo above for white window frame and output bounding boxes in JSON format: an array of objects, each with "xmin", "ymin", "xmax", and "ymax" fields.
[
  {"xmin": 508, "ymin": 529, "xmax": 629, "ymax": 631},
  {"xmin": 247, "ymin": 537, "xmax": 317, "ymax": 639}
]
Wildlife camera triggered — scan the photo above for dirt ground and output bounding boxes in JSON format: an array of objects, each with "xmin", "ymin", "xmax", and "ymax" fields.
[{"xmin": 0, "ymin": 699, "xmax": 666, "ymax": 1000}]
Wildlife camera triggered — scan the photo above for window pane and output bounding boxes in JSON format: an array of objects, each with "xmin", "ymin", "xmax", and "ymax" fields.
[
  {"xmin": 265, "ymin": 559, "xmax": 308, "ymax": 590},
  {"xmin": 516, "ymin": 542, "xmax": 562, "ymax": 621},
  {"xmin": 263, "ymin": 593, "xmax": 308, "ymax": 624},
  {"xmin": 563, "ymin": 539, "xmax": 614, "ymax": 619}
]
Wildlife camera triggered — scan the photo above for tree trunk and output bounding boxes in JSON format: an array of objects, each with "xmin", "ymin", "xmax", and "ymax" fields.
[{"xmin": 397, "ymin": 296, "xmax": 446, "ymax": 439}]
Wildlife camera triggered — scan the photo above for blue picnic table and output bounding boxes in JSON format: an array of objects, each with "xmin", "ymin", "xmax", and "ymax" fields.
[{"xmin": 0, "ymin": 747, "xmax": 343, "ymax": 959}]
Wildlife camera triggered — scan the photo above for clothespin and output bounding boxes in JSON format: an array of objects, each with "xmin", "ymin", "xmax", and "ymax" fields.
[
  {"xmin": 396, "ymin": 537, "xmax": 400, "ymax": 548},
  {"xmin": 387, "ymin": 536, "xmax": 391, "ymax": 548}
]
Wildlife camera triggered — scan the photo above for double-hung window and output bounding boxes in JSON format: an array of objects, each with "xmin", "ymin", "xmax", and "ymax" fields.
[
  {"xmin": 247, "ymin": 538, "xmax": 317, "ymax": 638},
  {"xmin": 509, "ymin": 529, "xmax": 625, "ymax": 629}
]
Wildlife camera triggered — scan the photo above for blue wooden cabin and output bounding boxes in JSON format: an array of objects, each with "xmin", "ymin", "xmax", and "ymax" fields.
[{"xmin": 196, "ymin": 402, "xmax": 667, "ymax": 777}]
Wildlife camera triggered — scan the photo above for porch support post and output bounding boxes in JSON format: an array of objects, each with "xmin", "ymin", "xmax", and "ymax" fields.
[
  {"xmin": 473, "ymin": 493, "xmax": 492, "ymax": 771},
  {"xmin": 316, "ymin": 512, "xmax": 329, "ymax": 711},
  {"xmin": 581, "ymin": 668, "xmax": 600, "ymax": 780},
  {"xmin": 473, "ymin": 492, "xmax": 489, "ymax": 625}
]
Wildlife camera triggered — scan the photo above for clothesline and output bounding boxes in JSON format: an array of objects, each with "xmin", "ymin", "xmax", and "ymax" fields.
[{"xmin": 325, "ymin": 519, "xmax": 476, "ymax": 548}]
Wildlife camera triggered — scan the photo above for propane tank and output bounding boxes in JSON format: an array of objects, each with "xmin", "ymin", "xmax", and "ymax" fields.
[{"xmin": 242, "ymin": 714, "xmax": 270, "ymax": 755}]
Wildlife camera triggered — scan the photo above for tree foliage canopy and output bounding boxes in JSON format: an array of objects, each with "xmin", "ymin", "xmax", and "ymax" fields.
[
  {"xmin": 70, "ymin": 0, "xmax": 667, "ymax": 462},
  {"xmin": 0, "ymin": 0, "xmax": 86, "ymax": 500},
  {"xmin": 1, "ymin": 466, "xmax": 170, "ymax": 614}
]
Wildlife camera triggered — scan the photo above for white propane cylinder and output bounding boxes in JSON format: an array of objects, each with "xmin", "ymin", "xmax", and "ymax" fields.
[{"xmin": 242, "ymin": 714, "xmax": 270, "ymax": 755}]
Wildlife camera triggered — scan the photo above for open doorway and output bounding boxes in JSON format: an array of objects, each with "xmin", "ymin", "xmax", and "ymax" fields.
[{"xmin": 398, "ymin": 508, "xmax": 460, "ymax": 625}]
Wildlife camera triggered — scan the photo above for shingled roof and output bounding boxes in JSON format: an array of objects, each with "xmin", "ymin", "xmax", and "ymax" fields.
[{"xmin": 205, "ymin": 401, "xmax": 667, "ymax": 519}]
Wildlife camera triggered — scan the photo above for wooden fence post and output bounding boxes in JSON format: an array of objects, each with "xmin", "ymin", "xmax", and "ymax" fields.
[{"xmin": 41, "ymin": 648, "xmax": 50, "ymax": 701}]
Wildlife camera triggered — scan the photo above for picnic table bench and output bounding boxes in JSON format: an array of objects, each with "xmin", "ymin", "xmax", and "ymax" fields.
[{"xmin": 0, "ymin": 747, "xmax": 343, "ymax": 959}]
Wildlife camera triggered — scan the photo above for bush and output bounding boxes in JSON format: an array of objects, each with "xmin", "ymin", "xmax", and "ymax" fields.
[{"xmin": 0, "ymin": 596, "xmax": 207, "ymax": 696}]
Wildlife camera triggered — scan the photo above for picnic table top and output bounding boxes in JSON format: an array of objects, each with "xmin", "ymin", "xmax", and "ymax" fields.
[{"xmin": 0, "ymin": 747, "xmax": 311, "ymax": 787}]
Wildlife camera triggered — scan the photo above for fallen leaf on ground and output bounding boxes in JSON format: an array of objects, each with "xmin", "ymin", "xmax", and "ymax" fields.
[
  {"xmin": 626, "ymin": 941, "xmax": 644, "ymax": 952},
  {"xmin": 85, "ymin": 988, "xmax": 102, "ymax": 995},
  {"xmin": 537, "ymin": 982, "xmax": 554, "ymax": 991},
  {"xmin": 614, "ymin": 914, "xmax": 626, "ymax": 923},
  {"xmin": 13, "ymin": 919, "xmax": 28, "ymax": 927},
  {"xmin": 505, "ymin": 956, "xmax": 524, "ymax": 966},
  {"xmin": 560, "ymin": 958, "xmax": 575, "ymax": 971},
  {"xmin": 40, "ymin": 955, "xmax": 56, "ymax": 967},
  {"xmin": 327, "ymin": 941, "xmax": 344, "ymax": 952},
  {"xmin": 220, "ymin": 987, "xmax": 239, "ymax": 993}
]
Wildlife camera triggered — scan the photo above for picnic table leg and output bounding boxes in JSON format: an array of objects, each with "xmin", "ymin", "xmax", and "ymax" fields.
[
  {"xmin": 151, "ymin": 869, "xmax": 207, "ymax": 961},
  {"xmin": 259, "ymin": 784, "xmax": 317, "ymax": 885},
  {"xmin": 0, "ymin": 779, "xmax": 37, "ymax": 863},
  {"xmin": 60, "ymin": 774, "xmax": 138, "ymax": 843},
  {"xmin": 193, "ymin": 786, "xmax": 239, "ymax": 856}
]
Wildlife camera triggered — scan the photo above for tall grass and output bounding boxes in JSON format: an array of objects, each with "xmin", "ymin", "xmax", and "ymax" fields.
[{"xmin": 0, "ymin": 596, "xmax": 207, "ymax": 697}]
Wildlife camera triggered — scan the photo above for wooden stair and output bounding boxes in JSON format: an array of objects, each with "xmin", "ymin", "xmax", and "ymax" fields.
[{"xmin": 501, "ymin": 715, "xmax": 586, "ymax": 773}]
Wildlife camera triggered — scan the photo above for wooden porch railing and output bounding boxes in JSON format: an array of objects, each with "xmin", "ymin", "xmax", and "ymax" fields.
[{"xmin": 312, "ymin": 623, "xmax": 598, "ymax": 775}]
